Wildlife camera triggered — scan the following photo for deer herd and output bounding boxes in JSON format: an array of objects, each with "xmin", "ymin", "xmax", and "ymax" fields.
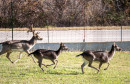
[{"xmin": 0, "ymin": 31, "xmax": 121, "ymax": 74}]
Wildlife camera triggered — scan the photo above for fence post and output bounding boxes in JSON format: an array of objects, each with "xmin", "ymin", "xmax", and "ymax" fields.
[
  {"xmin": 121, "ymin": 25, "xmax": 122, "ymax": 42},
  {"xmin": 11, "ymin": 1, "xmax": 13, "ymax": 40},
  {"xmin": 83, "ymin": 4, "xmax": 86, "ymax": 42},
  {"xmin": 46, "ymin": 20, "xmax": 49, "ymax": 43}
]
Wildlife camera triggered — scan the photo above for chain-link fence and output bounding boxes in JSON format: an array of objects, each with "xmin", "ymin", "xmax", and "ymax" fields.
[{"xmin": 0, "ymin": 26, "xmax": 130, "ymax": 43}]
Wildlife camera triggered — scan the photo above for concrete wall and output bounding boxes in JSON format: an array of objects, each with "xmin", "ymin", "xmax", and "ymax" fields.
[
  {"xmin": 0, "ymin": 41, "xmax": 129, "ymax": 51},
  {"xmin": 33, "ymin": 41, "xmax": 130, "ymax": 51}
]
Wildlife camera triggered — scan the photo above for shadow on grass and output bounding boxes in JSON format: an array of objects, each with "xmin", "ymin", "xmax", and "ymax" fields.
[
  {"xmin": 27, "ymin": 68, "xmax": 83, "ymax": 75},
  {"xmin": 44, "ymin": 71, "xmax": 82, "ymax": 75}
]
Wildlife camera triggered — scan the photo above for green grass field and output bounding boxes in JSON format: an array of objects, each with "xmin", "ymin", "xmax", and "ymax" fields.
[{"xmin": 0, "ymin": 51, "xmax": 130, "ymax": 84}]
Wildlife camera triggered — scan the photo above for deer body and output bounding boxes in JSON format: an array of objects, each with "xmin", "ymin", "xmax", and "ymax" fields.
[
  {"xmin": 32, "ymin": 49, "xmax": 58, "ymax": 60},
  {"xmin": 0, "ymin": 32, "xmax": 42, "ymax": 63},
  {"xmin": 76, "ymin": 43, "xmax": 121, "ymax": 74},
  {"xmin": 1, "ymin": 40, "xmax": 35, "ymax": 52},
  {"xmin": 28, "ymin": 43, "xmax": 68, "ymax": 72}
]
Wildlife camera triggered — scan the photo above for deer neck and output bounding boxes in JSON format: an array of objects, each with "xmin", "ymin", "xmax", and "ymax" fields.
[
  {"xmin": 55, "ymin": 46, "xmax": 62, "ymax": 56},
  {"xmin": 108, "ymin": 45, "xmax": 115, "ymax": 59},
  {"xmin": 29, "ymin": 36, "xmax": 37, "ymax": 45}
]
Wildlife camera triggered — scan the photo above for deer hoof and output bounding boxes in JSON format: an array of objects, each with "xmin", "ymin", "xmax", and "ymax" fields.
[
  {"xmin": 97, "ymin": 70, "xmax": 100, "ymax": 74},
  {"xmin": 97, "ymin": 71, "xmax": 99, "ymax": 74},
  {"xmin": 104, "ymin": 68, "xmax": 107, "ymax": 70},
  {"xmin": 12, "ymin": 62, "xmax": 15, "ymax": 64},
  {"xmin": 42, "ymin": 69, "xmax": 44, "ymax": 72}
]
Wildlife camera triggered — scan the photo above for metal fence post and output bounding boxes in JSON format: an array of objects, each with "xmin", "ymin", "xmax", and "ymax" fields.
[
  {"xmin": 46, "ymin": 20, "xmax": 49, "ymax": 43},
  {"xmin": 11, "ymin": 1, "xmax": 13, "ymax": 40},
  {"xmin": 121, "ymin": 25, "xmax": 122, "ymax": 42},
  {"xmin": 83, "ymin": 4, "xmax": 86, "ymax": 42}
]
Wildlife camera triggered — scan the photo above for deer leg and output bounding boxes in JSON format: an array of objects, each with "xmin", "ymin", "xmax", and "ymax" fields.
[
  {"xmin": 0, "ymin": 51, "xmax": 6, "ymax": 55},
  {"xmin": 38, "ymin": 52, "xmax": 47, "ymax": 67},
  {"xmin": 98, "ymin": 62, "xmax": 103, "ymax": 73},
  {"xmin": 42, "ymin": 63, "xmax": 48, "ymax": 68},
  {"xmin": 88, "ymin": 60, "xmax": 99, "ymax": 73},
  {"xmin": 31, "ymin": 55, "xmax": 37, "ymax": 63},
  {"xmin": 46, "ymin": 60, "xmax": 55, "ymax": 67},
  {"xmin": 53, "ymin": 59, "xmax": 58, "ymax": 69},
  {"xmin": 41, "ymin": 59, "xmax": 47, "ymax": 68},
  {"xmin": 104, "ymin": 62, "xmax": 110, "ymax": 70},
  {"xmin": 0, "ymin": 48, "xmax": 8, "ymax": 55},
  {"xmin": 13, "ymin": 52, "xmax": 22, "ymax": 64},
  {"xmin": 6, "ymin": 52, "xmax": 14, "ymax": 63},
  {"xmin": 99, "ymin": 62, "xmax": 103, "ymax": 70},
  {"xmin": 81, "ymin": 62, "xmax": 87, "ymax": 74},
  {"xmin": 38, "ymin": 59, "xmax": 44, "ymax": 72},
  {"xmin": 26, "ymin": 50, "xmax": 37, "ymax": 63}
]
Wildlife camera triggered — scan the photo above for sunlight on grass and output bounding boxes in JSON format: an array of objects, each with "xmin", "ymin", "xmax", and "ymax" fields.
[{"xmin": 0, "ymin": 51, "xmax": 130, "ymax": 84}]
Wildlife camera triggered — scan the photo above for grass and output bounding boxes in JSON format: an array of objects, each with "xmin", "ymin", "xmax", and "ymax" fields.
[
  {"xmin": 0, "ymin": 26, "xmax": 130, "ymax": 31},
  {"xmin": 0, "ymin": 51, "xmax": 130, "ymax": 84}
]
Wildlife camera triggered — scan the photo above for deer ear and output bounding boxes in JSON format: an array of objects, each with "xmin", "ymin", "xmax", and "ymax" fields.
[
  {"xmin": 60, "ymin": 42, "xmax": 63, "ymax": 46},
  {"xmin": 36, "ymin": 32, "xmax": 40, "ymax": 35},
  {"xmin": 113, "ymin": 42, "xmax": 116, "ymax": 46}
]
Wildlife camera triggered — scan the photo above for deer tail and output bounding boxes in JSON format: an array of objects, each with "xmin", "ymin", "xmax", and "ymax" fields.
[
  {"xmin": 76, "ymin": 54, "xmax": 82, "ymax": 57},
  {"xmin": 28, "ymin": 52, "xmax": 34, "ymax": 56}
]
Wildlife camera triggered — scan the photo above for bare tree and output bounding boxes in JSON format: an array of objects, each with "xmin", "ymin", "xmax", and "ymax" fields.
[{"xmin": 0, "ymin": 0, "xmax": 129, "ymax": 27}]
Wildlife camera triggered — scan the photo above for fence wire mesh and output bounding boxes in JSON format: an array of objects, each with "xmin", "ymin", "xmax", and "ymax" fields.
[{"xmin": 0, "ymin": 26, "xmax": 130, "ymax": 43}]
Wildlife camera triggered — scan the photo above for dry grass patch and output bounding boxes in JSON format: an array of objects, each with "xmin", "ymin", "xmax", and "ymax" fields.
[{"xmin": 0, "ymin": 26, "xmax": 129, "ymax": 31}]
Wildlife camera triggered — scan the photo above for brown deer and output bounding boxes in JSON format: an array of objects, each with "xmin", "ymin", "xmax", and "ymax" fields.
[
  {"xmin": 0, "ymin": 31, "xmax": 42, "ymax": 64},
  {"xmin": 76, "ymin": 43, "xmax": 121, "ymax": 74},
  {"xmin": 28, "ymin": 43, "xmax": 68, "ymax": 72}
]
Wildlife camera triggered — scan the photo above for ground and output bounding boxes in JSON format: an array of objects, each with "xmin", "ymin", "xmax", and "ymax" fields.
[{"xmin": 0, "ymin": 51, "xmax": 130, "ymax": 84}]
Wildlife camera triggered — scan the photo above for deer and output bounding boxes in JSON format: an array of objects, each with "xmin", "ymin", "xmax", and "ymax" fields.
[
  {"xmin": 0, "ymin": 31, "xmax": 43, "ymax": 64},
  {"xmin": 76, "ymin": 43, "xmax": 121, "ymax": 74},
  {"xmin": 28, "ymin": 43, "xmax": 68, "ymax": 72}
]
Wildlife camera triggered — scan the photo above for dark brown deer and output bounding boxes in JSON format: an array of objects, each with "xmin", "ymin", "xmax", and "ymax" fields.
[
  {"xmin": 0, "ymin": 31, "xmax": 42, "ymax": 64},
  {"xmin": 76, "ymin": 43, "xmax": 121, "ymax": 74},
  {"xmin": 28, "ymin": 43, "xmax": 68, "ymax": 72}
]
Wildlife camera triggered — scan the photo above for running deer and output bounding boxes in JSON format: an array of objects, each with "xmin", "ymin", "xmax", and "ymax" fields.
[
  {"xmin": 76, "ymin": 43, "xmax": 121, "ymax": 74},
  {"xmin": 28, "ymin": 43, "xmax": 68, "ymax": 72},
  {"xmin": 0, "ymin": 31, "xmax": 42, "ymax": 64}
]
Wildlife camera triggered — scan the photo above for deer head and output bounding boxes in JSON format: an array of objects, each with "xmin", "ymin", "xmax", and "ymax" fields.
[
  {"xmin": 33, "ymin": 31, "xmax": 43, "ymax": 40},
  {"xmin": 60, "ymin": 42, "xmax": 68, "ymax": 50},
  {"xmin": 113, "ymin": 42, "xmax": 121, "ymax": 51}
]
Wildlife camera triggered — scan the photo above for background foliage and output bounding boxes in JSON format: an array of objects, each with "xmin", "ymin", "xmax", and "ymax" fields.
[{"xmin": 0, "ymin": 0, "xmax": 129, "ymax": 28}]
